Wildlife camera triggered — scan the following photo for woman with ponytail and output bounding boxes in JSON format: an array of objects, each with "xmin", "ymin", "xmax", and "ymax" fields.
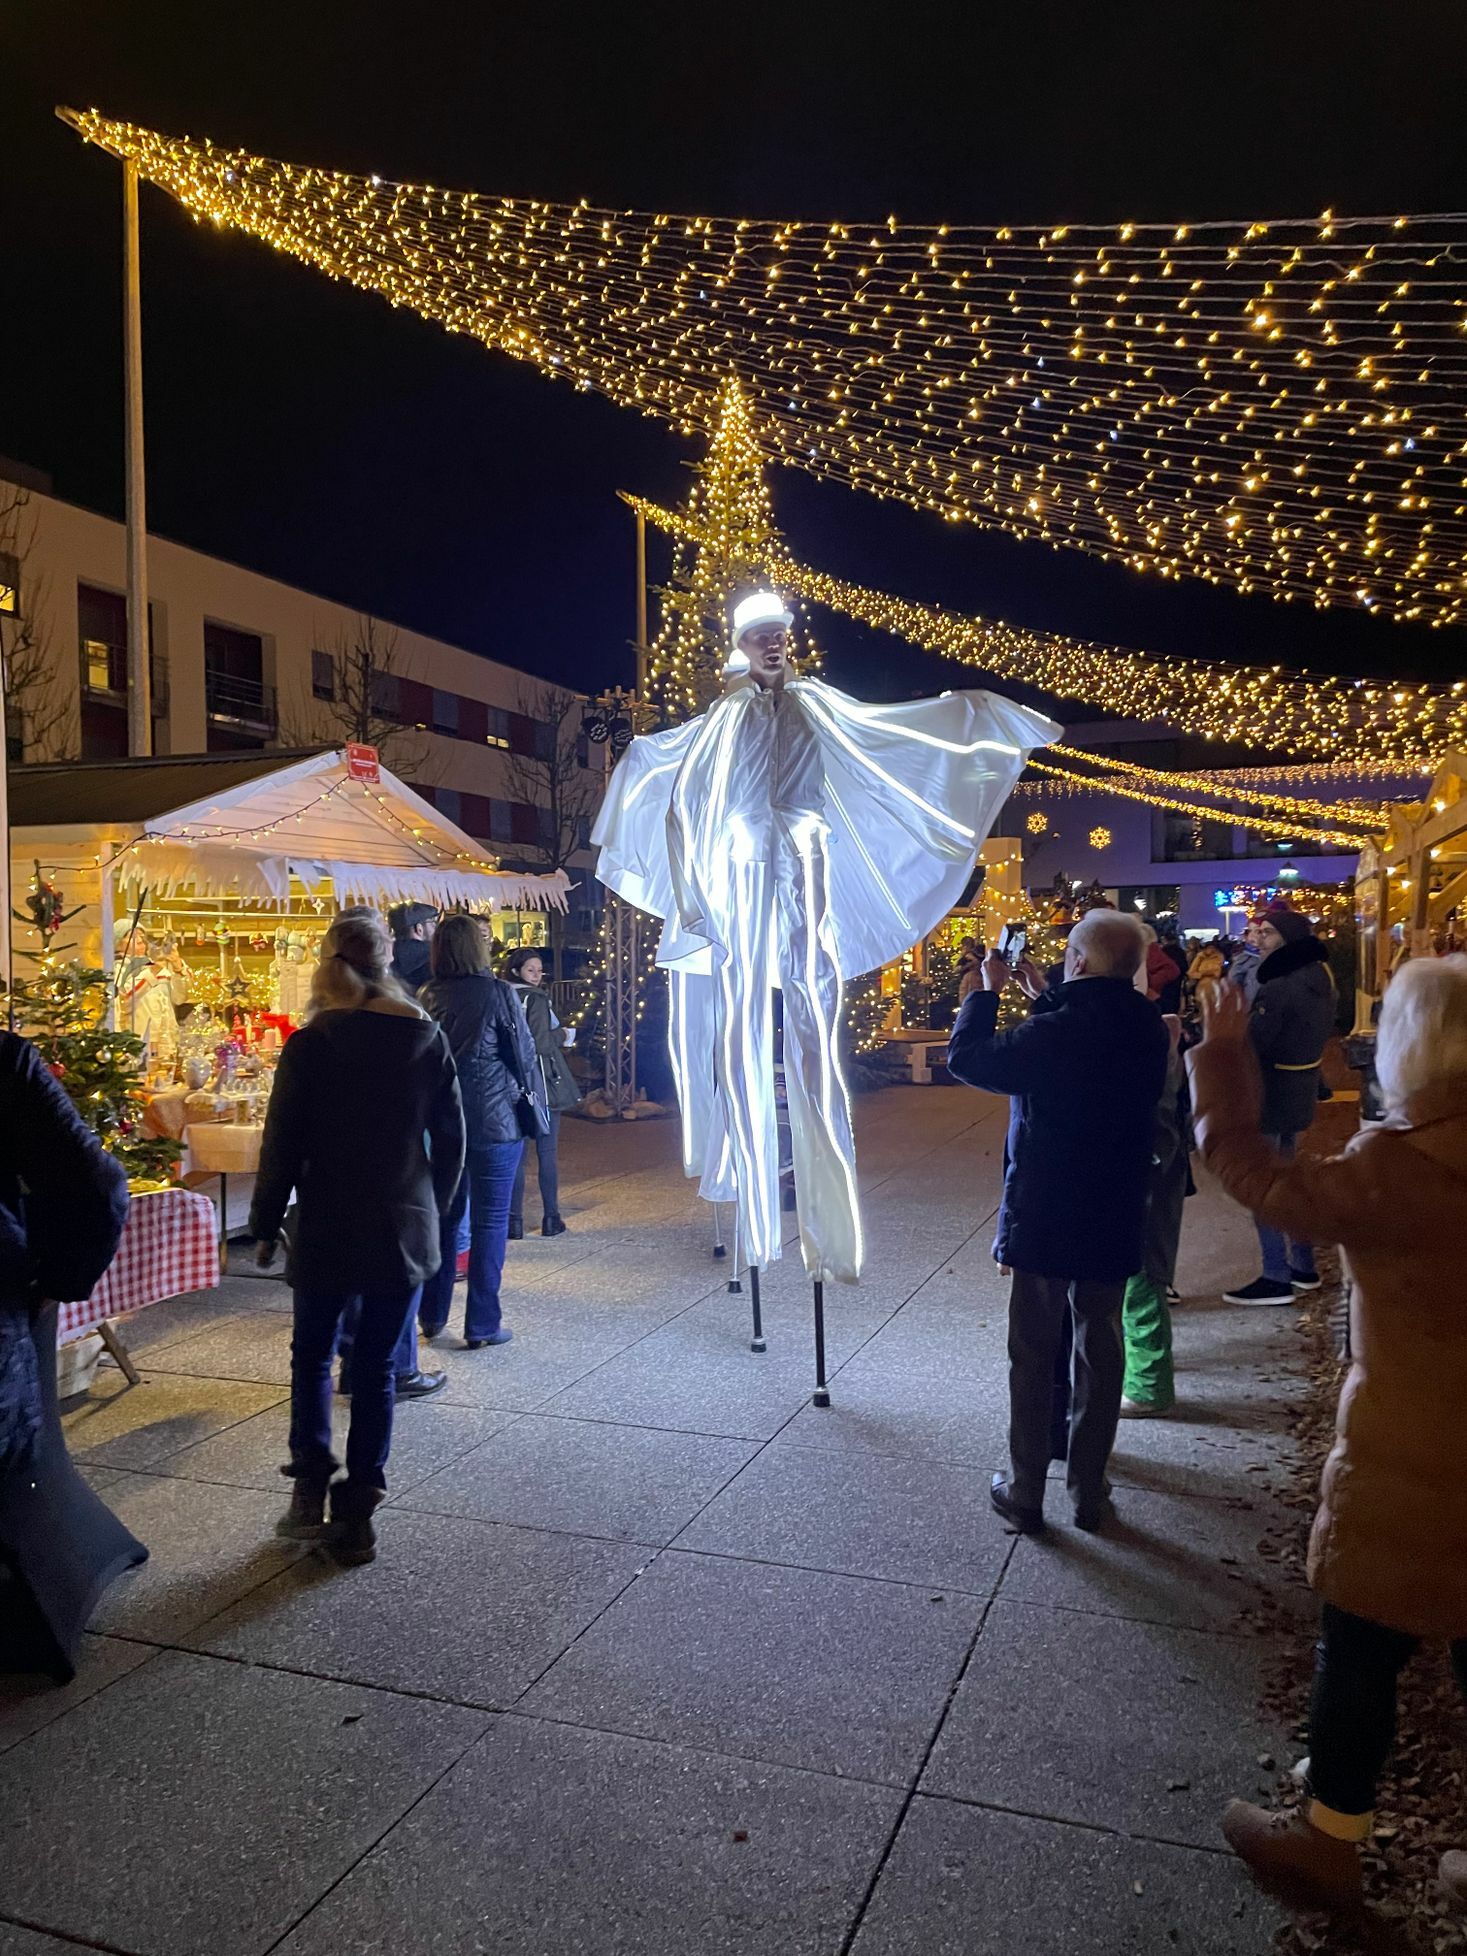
[{"xmin": 250, "ymin": 911, "xmax": 465, "ymax": 1565}]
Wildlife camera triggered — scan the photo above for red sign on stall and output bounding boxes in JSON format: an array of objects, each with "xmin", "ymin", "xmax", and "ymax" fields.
[{"xmin": 346, "ymin": 743, "xmax": 380, "ymax": 784}]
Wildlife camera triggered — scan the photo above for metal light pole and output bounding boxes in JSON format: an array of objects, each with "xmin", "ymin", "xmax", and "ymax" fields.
[{"xmin": 122, "ymin": 159, "xmax": 152, "ymax": 755}]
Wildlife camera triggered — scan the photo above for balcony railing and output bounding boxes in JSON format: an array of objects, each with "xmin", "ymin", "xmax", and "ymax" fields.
[
  {"xmin": 205, "ymin": 664, "xmax": 277, "ymax": 734},
  {"xmin": 81, "ymin": 639, "xmax": 169, "ymax": 716}
]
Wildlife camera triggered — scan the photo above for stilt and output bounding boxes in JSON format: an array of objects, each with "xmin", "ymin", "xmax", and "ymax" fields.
[
  {"xmin": 727, "ymin": 1213, "xmax": 743, "ymax": 1294},
  {"xmin": 811, "ymin": 1279, "xmax": 830, "ymax": 1406},
  {"xmin": 711, "ymin": 1200, "xmax": 727, "ymax": 1260},
  {"xmin": 749, "ymin": 1265, "xmax": 765, "ymax": 1353}
]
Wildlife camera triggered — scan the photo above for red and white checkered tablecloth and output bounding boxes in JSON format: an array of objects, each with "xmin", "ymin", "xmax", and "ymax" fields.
[{"xmin": 58, "ymin": 1187, "xmax": 221, "ymax": 1344}]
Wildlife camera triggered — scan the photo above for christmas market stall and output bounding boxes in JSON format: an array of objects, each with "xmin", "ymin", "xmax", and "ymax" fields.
[
  {"xmin": 1353, "ymin": 749, "xmax": 1467, "ymax": 1036},
  {"xmin": 8, "ymin": 747, "xmax": 568, "ymax": 1256}
]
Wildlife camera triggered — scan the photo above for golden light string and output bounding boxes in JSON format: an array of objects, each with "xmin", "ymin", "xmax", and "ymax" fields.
[
  {"xmin": 60, "ymin": 110, "xmax": 1467, "ymax": 628},
  {"xmin": 632, "ymin": 490, "xmax": 1464, "ymax": 759},
  {"xmin": 1046, "ymin": 742, "xmax": 1393, "ymax": 824},
  {"xmin": 1027, "ymin": 758, "xmax": 1372, "ymax": 847}
]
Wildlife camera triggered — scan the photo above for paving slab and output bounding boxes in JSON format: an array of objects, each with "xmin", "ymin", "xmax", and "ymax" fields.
[
  {"xmin": 677, "ymin": 1443, "xmax": 1013, "ymax": 1596},
  {"xmin": 415, "ymin": 1319, "xmax": 657, "ymax": 1411},
  {"xmin": 62, "ymin": 1370, "xmax": 286, "ymax": 1469},
  {"xmin": 0, "ymin": 1926, "xmax": 97, "ymax": 1956},
  {"xmin": 0, "ymin": 1650, "xmax": 485, "ymax": 1956},
  {"xmin": 140, "ymin": 1310, "xmax": 297, "ymax": 1383},
  {"xmin": 116, "ymin": 1288, "xmax": 250, "ymax": 1351},
  {"xmin": 85, "ymin": 1470, "xmax": 304, "ymax": 1642},
  {"xmin": 275, "ymin": 1712, "xmax": 898, "ymax": 1956},
  {"xmin": 545, "ymin": 1333, "xmax": 821, "ymax": 1441},
  {"xmin": 523, "ymin": 1548, "xmax": 981, "ymax": 1785},
  {"xmin": 160, "ymin": 1396, "xmax": 519, "ymax": 1496},
  {"xmin": 396, "ymin": 1413, "xmax": 757, "ymax": 1544},
  {"xmin": 999, "ymin": 1484, "xmax": 1306, "ymax": 1633},
  {"xmin": 0, "ymin": 1634, "xmax": 158, "ymax": 1756},
  {"xmin": 923, "ymin": 1600, "xmax": 1290, "ymax": 1850},
  {"xmin": 849, "ymin": 1795, "xmax": 1279, "ymax": 1955},
  {"xmin": 774, "ymin": 1348, "xmax": 1010, "ymax": 1468},
  {"xmin": 187, "ymin": 1508, "xmax": 648, "ymax": 1707}
]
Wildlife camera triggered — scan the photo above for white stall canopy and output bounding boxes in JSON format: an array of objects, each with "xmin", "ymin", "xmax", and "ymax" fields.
[{"xmin": 9, "ymin": 746, "xmax": 570, "ymax": 915}]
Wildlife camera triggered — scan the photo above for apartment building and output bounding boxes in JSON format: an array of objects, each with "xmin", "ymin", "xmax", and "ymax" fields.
[{"xmin": 0, "ymin": 462, "xmax": 599, "ymax": 896}]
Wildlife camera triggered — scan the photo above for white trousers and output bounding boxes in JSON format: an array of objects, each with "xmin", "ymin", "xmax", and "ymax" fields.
[{"xmin": 669, "ymin": 815, "xmax": 863, "ymax": 1283}]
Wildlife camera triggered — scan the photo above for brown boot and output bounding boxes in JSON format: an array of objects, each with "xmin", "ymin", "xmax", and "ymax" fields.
[
  {"xmin": 1440, "ymin": 1851, "xmax": 1467, "ymax": 1911},
  {"xmin": 275, "ymin": 1474, "xmax": 331, "ymax": 1541},
  {"xmin": 1222, "ymin": 1801, "xmax": 1364, "ymax": 1915},
  {"xmin": 325, "ymin": 1481, "xmax": 383, "ymax": 1566}
]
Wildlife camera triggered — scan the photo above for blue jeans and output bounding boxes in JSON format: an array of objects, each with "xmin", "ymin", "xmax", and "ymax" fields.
[
  {"xmin": 510, "ymin": 1112, "xmax": 561, "ymax": 1225},
  {"xmin": 419, "ymin": 1139, "xmax": 523, "ymax": 1340},
  {"xmin": 1255, "ymin": 1133, "xmax": 1317, "ymax": 1283},
  {"xmin": 337, "ymin": 1297, "xmax": 417, "ymax": 1384},
  {"xmin": 291, "ymin": 1286, "xmax": 419, "ymax": 1492}
]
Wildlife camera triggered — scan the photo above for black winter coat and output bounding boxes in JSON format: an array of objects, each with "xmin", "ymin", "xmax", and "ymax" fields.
[
  {"xmin": 1250, "ymin": 936, "xmax": 1335, "ymax": 1136},
  {"xmin": 249, "ymin": 998, "xmax": 465, "ymax": 1292},
  {"xmin": 512, "ymin": 983, "xmax": 581, "ymax": 1113},
  {"xmin": 419, "ymin": 973, "xmax": 540, "ymax": 1145},
  {"xmin": 0, "ymin": 1033, "xmax": 130, "ymax": 1464},
  {"xmin": 947, "ymin": 980, "xmax": 1169, "ymax": 1282}
]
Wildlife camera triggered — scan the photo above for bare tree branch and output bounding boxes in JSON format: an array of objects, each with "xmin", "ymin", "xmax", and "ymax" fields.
[
  {"xmin": 502, "ymin": 683, "xmax": 602, "ymax": 983},
  {"xmin": 0, "ymin": 485, "xmax": 75, "ymax": 762},
  {"xmin": 275, "ymin": 614, "xmax": 430, "ymax": 779}
]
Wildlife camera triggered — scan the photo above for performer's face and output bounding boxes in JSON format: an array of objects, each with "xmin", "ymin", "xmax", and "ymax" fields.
[{"xmin": 743, "ymin": 624, "xmax": 790, "ymax": 689}]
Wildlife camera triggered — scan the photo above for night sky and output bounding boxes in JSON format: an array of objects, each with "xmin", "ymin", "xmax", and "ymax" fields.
[{"xmin": 8, "ymin": 3, "xmax": 1467, "ymax": 712}]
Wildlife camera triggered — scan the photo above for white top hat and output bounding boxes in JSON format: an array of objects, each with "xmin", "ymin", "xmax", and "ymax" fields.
[{"xmin": 730, "ymin": 590, "xmax": 794, "ymax": 647}]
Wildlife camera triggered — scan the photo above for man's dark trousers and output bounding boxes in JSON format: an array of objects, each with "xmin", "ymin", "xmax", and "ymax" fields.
[{"xmin": 1009, "ymin": 1271, "xmax": 1125, "ymax": 1512}]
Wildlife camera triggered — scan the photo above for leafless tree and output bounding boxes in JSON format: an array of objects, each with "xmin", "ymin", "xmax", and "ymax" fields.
[
  {"xmin": 276, "ymin": 615, "xmax": 430, "ymax": 779},
  {"xmin": 0, "ymin": 485, "xmax": 75, "ymax": 762},
  {"xmin": 503, "ymin": 681, "xmax": 603, "ymax": 981}
]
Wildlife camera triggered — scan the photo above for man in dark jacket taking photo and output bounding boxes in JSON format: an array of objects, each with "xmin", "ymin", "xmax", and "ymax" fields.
[{"xmin": 947, "ymin": 909, "xmax": 1168, "ymax": 1536}]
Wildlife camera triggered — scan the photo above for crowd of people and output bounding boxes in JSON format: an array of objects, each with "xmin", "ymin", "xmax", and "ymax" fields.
[{"xmin": 949, "ymin": 899, "xmax": 1467, "ymax": 1925}]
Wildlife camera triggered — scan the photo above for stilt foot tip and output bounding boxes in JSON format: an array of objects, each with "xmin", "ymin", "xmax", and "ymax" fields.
[
  {"xmin": 812, "ymin": 1389, "xmax": 831, "ymax": 1408},
  {"xmin": 713, "ymin": 1245, "xmax": 727, "ymax": 1259},
  {"xmin": 750, "ymin": 1338, "xmax": 767, "ymax": 1353},
  {"xmin": 727, "ymin": 1280, "xmax": 742, "ymax": 1293}
]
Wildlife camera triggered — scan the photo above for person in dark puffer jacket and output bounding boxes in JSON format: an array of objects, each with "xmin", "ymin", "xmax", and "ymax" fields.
[
  {"xmin": 418, "ymin": 916, "xmax": 540, "ymax": 1351},
  {"xmin": 1222, "ymin": 908, "xmax": 1336, "ymax": 1306}
]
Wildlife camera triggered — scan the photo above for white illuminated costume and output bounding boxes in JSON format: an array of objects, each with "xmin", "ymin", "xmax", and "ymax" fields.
[
  {"xmin": 117, "ymin": 952, "xmax": 190, "ymax": 1062},
  {"xmin": 593, "ymin": 608, "xmax": 1058, "ymax": 1284}
]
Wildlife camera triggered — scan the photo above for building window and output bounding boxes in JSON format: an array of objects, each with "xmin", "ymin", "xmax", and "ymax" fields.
[
  {"xmin": 486, "ymin": 707, "xmax": 510, "ymax": 751},
  {"xmin": 0, "ymin": 552, "xmax": 19, "ymax": 616},
  {"xmin": 432, "ymin": 688, "xmax": 460, "ymax": 737},
  {"xmin": 369, "ymin": 668, "xmax": 401, "ymax": 720},
  {"xmin": 204, "ymin": 621, "xmax": 275, "ymax": 744},
  {"xmin": 311, "ymin": 649, "xmax": 336, "ymax": 701}
]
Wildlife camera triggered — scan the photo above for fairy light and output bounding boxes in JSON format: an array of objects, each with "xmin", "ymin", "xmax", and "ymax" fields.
[
  {"xmin": 1048, "ymin": 743, "xmax": 1395, "ymax": 826},
  {"xmin": 635, "ymin": 493, "xmax": 1467, "ymax": 761},
  {"xmin": 62, "ymin": 107, "xmax": 1467, "ymax": 628},
  {"xmin": 1025, "ymin": 809, "xmax": 1049, "ymax": 833},
  {"xmin": 1088, "ymin": 825, "xmax": 1113, "ymax": 849},
  {"xmin": 1030, "ymin": 757, "xmax": 1372, "ymax": 847}
]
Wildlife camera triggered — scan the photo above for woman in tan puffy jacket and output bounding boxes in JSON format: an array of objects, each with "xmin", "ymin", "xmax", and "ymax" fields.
[{"xmin": 1188, "ymin": 960, "xmax": 1467, "ymax": 1922}]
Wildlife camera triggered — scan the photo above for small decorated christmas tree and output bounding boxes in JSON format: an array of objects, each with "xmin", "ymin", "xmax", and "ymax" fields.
[{"xmin": 8, "ymin": 867, "xmax": 180, "ymax": 1184}]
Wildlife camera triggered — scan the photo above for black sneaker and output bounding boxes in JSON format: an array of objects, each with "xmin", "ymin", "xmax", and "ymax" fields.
[
  {"xmin": 507, "ymin": 1219, "xmax": 525, "ymax": 1241},
  {"xmin": 541, "ymin": 1214, "xmax": 567, "ymax": 1237},
  {"xmin": 394, "ymin": 1369, "xmax": 449, "ymax": 1399},
  {"xmin": 990, "ymin": 1474, "xmax": 1045, "ymax": 1535},
  {"xmin": 1223, "ymin": 1277, "xmax": 1295, "ymax": 1306},
  {"xmin": 275, "ymin": 1477, "xmax": 330, "ymax": 1540},
  {"xmin": 1289, "ymin": 1269, "xmax": 1323, "ymax": 1293}
]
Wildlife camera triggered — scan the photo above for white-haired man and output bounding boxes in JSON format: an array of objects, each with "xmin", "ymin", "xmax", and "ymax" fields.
[
  {"xmin": 948, "ymin": 908, "xmax": 1169, "ymax": 1532},
  {"xmin": 594, "ymin": 591, "xmax": 1057, "ymax": 1314}
]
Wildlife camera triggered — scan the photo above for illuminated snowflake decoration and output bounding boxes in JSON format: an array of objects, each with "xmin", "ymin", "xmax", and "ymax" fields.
[
  {"xmin": 1088, "ymin": 825, "xmax": 1113, "ymax": 850},
  {"xmin": 1025, "ymin": 810, "xmax": 1049, "ymax": 834}
]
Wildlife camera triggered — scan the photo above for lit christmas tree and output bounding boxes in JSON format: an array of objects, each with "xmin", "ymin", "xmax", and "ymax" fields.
[
  {"xmin": 646, "ymin": 376, "xmax": 820, "ymax": 719},
  {"xmin": 8, "ymin": 869, "xmax": 181, "ymax": 1185}
]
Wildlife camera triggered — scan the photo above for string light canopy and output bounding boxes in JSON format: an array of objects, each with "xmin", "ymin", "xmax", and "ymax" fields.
[
  {"xmin": 61, "ymin": 108, "xmax": 1467, "ymax": 628},
  {"xmin": 1029, "ymin": 757, "xmax": 1372, "ymax": 848},
  {"xmin": 632, "ymin": 489, "xmax": 1465, "ymax": 759}
]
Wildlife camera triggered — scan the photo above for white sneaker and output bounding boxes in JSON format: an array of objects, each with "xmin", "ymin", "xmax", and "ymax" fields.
[{"xmin": 1119, "ymin": 1396, "xmax": 1169, "ymax": 1418}]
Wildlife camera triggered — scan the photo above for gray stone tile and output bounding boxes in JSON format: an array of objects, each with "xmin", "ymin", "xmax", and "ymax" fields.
[
  {"xmin": 63, "ymin": 1370, "xmax": 286, "ymax": 1468},
  {"xmin": 677, "ymin": 1444, "xmax": 1013, "ymax": 1596},
  {"xmin": 86, "ymin": 1471, "xmax": 304, "ymax": 1642},
  {"xmin": 523, "ymin": 1549, "xmax": 980, "ymax": 1785},
  {"xmin": 1105, "ymin": 1404, "xmax": 1294, "ymax": 1504},
  {"xmin": 0, "ymin": 1634, "xmax": 159, "ymax": 1756},
  {"xmin": 999, "ymin": 1485, "xmax": 1308, "ymax": 1633},
  {"xmin": 275, "ymin": 1715, "xmax": 899, "ymax": 1956},
  {"xmin": 162, "ymin": 1397, "xmax": 518, "ymax": 1496},
  {"xmin": 774, "ymin": 1351, "xmax": 1010, "ymax": 1468},
  {"xmin": 546, "ymin": 1334, "xmax": 820, "ymax": 1441},
  {"xmin": 849, "ymin": 1796, "xmax": 1279, "ymax": 1955},
  {"xmin": 0, "ymin": 1649, "xmax": 485, "ymax": 1956},
  {"xmin": 922, "ymin": 1601, "xmax": 1289, "ymax": 1849},
  {"xmin": 397, "ymin": 1414, "xmax": 757, "ymax": 1544},
  {"xmin": 142, "ymin": 1310, "xmax": 297, "ymax": 1383},
  {"xmin": 417, "ymin": 1322, "xmax": 652, "ymax": 1412},
  {"xmin": 188, "ymin": 1509, "xmax": 648, "ymax": 1708},
  {"xmin": 0, "ymin": 1926, "xmax": 96, "ymax": 1956},
  {"xmin": 118, "ymin": 1289, "xmax": 250, "ymax": 1351}
]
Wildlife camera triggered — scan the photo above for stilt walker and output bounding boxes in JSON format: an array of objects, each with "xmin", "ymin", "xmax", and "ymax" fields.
[{"xmin": 593, "ymin": 592, "xmax": 1057, "ymax": 1403}]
